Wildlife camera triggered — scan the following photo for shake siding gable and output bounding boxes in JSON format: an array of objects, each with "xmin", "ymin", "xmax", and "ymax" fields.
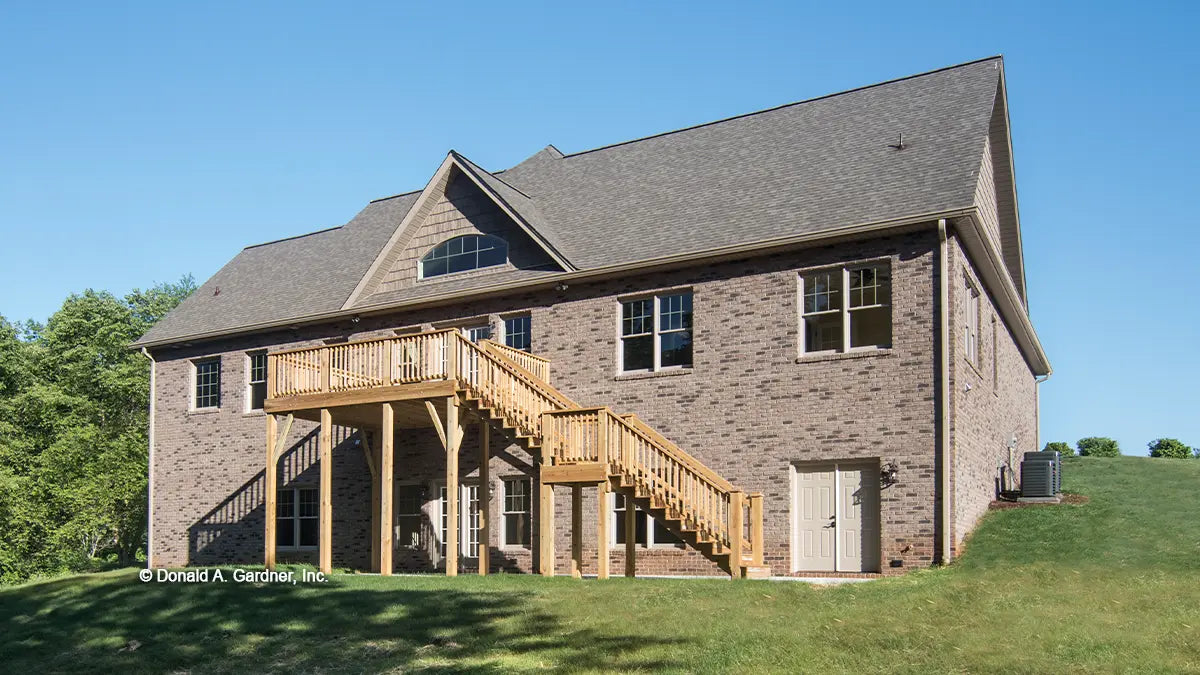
[{"xmin": 973, "ymin": 136, "xmax": 1002, "ymax": 255}]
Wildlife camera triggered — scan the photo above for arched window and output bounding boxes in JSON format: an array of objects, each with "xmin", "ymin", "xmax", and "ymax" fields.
[{"xmin": 419, "ymin": 235, "xmax": 508, "ymax": 279}]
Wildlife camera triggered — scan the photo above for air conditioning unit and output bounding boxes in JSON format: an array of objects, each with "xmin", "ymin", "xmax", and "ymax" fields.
[{"xmin": 1020, "ymin": 451, "xmax": 1061, "ymax": 498}]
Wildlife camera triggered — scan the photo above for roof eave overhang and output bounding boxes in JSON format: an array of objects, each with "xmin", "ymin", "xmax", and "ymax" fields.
[{"xmin": 133, "ymin": 205, "xmax": 1049, "ymax": 375}]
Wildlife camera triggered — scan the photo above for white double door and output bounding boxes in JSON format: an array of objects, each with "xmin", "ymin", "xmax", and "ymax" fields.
[
  {"xmin": 792, "ymin": 462, "xmax": 881, "ymax": 573},
  {"xmin": 438, "ymin": 483, "xmax": 481, "ymax": 562}
]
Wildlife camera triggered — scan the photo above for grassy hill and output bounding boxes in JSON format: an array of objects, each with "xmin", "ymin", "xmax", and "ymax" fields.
[{"xmin": 2, "ymin": 456, "xmax": 1198, "ymax": 673}]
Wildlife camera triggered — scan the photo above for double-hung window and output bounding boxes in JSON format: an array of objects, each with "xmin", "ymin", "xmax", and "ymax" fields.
[
  {"xmin": 194, "ymin": 358, "xmax": 221, "ymax": 409},
  {"xmin": 247, "ymin": 352, "xmax": 267, "ymax": 411},
  {"xmin": 612, "ymin": 493, "xmax": 682, "ymax": 547},
  {"xmin": 502, "ymin": 478, "xmax": 531, "ymax": 547},
  {"xmin": 800, "ymin": 264, "xmax": 891, "ymax": 354},
  {"xmin": 462, "ymin": 324, "xmax": 492, "ymax": 343},
  {"xmin": 503, "ymin": 316, "xmax": 531, "ymax": 352},
  {"xmin": 965, "ymin": 275, "xmax": 981, "ymax": 367},
  {"xmin": 620, "ymin": 292, "xmax": 693, "ymax": 372},
  {"xmin": 277, "ymin": 487, "xmax": 318, "ymax": 549}
]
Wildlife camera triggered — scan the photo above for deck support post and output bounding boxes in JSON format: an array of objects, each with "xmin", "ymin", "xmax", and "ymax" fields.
[
  {"xmin": 538, "ymin": 444, "xmax": 555, "ymax": 577},
  {"xmin": 380, "ymin": 404, "xmax": 395, "ymax": 576},
  {"xmin": 749, "ymin": 492, "xmax": 764, "ymax": 567},
  {"xmin": 265, "ymin": 414, "xmax": 278, "ymax": 570},
  {"xmin": 571, "ymin": 485, "xmax": 583, "ymax": 578},
  {"xmin": 597, "ymin": 480, "xmax": 610, "ymax": 579},
  {"xmin": 624, "ymin": 496, "xmax": 637, "ymax": 577},
  {"xmin": 319, "ymin": 408, "xmax": 333, "ymax": 575},
  {"xmin": 445, "ymin": 396, "xmax": 461, "ymax": 576},
  {"xmin": 478, "ymin": 421, "xmax": 490, "ymax": 576}
]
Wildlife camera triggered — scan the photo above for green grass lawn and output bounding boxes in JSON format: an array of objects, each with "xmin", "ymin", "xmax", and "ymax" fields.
[{"xmin": 2, "ymin": 456, "xmax": 1198, "ymax": 673}]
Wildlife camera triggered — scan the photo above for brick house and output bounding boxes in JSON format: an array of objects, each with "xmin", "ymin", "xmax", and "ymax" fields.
[{"xmin": 134, "ymin": 57, "xmax": 1050, "ymax": 579}]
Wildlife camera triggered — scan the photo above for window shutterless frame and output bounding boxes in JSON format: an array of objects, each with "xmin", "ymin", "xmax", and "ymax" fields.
[
  {"xmin": 193, "ymin": 358, "xmax": 221, "ymax": 409},
  {"xmin": 618, "ymin": 291, "xmax": 693, "ymax": 373},
  {"xmin": 276, "ymin": 486, "xmax": 318, "ymax": 550},
  {"xmin": 609, "ymin": 493, "xmax": 683, "ymax": 548},
  {"xmin": 799, "ymin": 264, "xmax": 891, "ymax": 355},
  {"xmin": 501, "ymin": 478, "xmax": 531, "ymax": 548},
  {"xmin": 246, "ymin": 351, "xmax": 267, "ymax": 412}
]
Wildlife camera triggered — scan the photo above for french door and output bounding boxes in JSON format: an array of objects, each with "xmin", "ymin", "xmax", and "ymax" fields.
[
  {"xmin": 438, "ymin": 483, "xmax": 481, "ymax": 561},
  {"xmin": 791, "ymin": 461, "xmax": 881, "ymax": 573}
]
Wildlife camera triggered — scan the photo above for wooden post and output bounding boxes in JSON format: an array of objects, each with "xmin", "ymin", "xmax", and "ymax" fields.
[
  {"xmin": 265, "ymin": 414, "xmax": 278, "ymax": 569},
  {"xmin": 624, "ymin": 495, "xmax": 636, "ymax": 578},
  {"xmin": 571, "ymin": 485, "xmax": 583, "ymax": 578},
  {"xmin": 749, "ymin": 492, "xmax": 764, "ymax": 567},
  {"xmin": 320, "ymin": 349, "xmax": 331, "ymax": 393},
  {"xmin": 538, "ymin": 444, "xmax": 555, "ymax": 577},
  {"xmin": 319, "ymin": 408, "xmax": 333, "ymax": 574},
  {"xmin": 478, "ymin": 421, "xmax": 490, "ymax": 576},
  {"xmin": 727, "ymin": 491, "xmax": 744, "ymax": 579},
  {"xmin": 445, "ymin": 396, "xmax": 460, "ymax": 577},
  {"xmin": 597, "ymin": 480, "xmax": 610, "ymax": 579},
  {"xmin": 380, "ymin": 406, "xmax": 395, "ymax": 576}
]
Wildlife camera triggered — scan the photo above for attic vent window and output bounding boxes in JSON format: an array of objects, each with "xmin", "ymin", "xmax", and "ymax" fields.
[{"xmin": 419, "ymin": 235, "xmax": 508, "ymax": 279}]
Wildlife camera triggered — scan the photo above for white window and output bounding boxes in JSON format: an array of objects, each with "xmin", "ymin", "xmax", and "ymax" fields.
[
  {"xmin": 396, "ymin": 485, "xmax": 423, "ymax": 549},
  {"xmin": 439, "ymin": 484, "xmax": 481, "ymax": 559},
  {"xmin": 503, "ymin": 316, "xmax": 531, "ymax": 352},
  {"xmin": 502, "ymin": 478, "xmax": 531, "ymax": 548},
  {"xmin": 611, "ymin": 493, "xmax": 683, "ymax": 548},
  {"xmin": 965, "ymin": 275, "xmax": 981, "ymax": 366},
  {"xmin": 276, "ymin": 487, "xmax": 318, "ymax": 550},
  {"xmin": 462, "ymin": 324, "xmax": 493, "ymax": 343},
  {"xmin": 619, "ymin": 292, "xmax": 693, "ymax": 372},
  {"xmin": 419, "ymin": 235, "xmax": 507, "ymax": 279},
  {"xmin": 193, "ymin": 358, "xmax": 221, "ymax": 409},
  {"xmin": 800, "ymin": 265, "xmax": 891, "ymax": 354},
  {"xmin": 247, "ymin": 351, "xmax": 267, "ymax": 411}
]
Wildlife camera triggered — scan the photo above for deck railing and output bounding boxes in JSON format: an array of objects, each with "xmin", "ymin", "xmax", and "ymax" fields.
[
  {"xmin": 268, "ymin": 328, "xmax": 762, "ymax": 570},
  {"xmin": 542, "ymin": 406, "xmax": 760, "ymax": 562}
]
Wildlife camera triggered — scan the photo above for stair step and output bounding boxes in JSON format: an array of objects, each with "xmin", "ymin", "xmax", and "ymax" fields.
[{"xmin": 740, "ymin": 566, "xmax": 771, "ymax": 580}]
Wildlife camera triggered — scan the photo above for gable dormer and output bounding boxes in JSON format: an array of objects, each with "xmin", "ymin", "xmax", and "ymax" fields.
[{"xmin": 344, "ymin": 152, "xmax": 572, "ymax": 307}]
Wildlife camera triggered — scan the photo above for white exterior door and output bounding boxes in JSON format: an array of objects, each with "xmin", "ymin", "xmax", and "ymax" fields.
[
  {"xmin": 793, "ymin": 465, "xmax": 836, "ymax": 571},
  {"xmin": 793, "ymin": 462, "xmax": 881, "ymax": 573},
  {"xmin": 836, "ymin": 464, "xmax": 881, "ymax": 573}
]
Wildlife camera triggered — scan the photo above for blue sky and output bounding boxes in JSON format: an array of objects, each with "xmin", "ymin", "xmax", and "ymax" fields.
[{"xmin": 1, "ymin": 1, "xmax": 1197, "ymax": 455}]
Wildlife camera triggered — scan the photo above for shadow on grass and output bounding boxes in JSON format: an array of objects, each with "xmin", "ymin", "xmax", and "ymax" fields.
[{"xmin": 1, "ymin": 571, "xmax": 688, "ymax": 673}]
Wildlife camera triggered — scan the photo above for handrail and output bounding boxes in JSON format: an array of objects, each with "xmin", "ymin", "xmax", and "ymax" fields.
[
  {"xmin": 479, "ymin": 339, "xmax": 551, "ymax": 382},
  {"xmin": 619, "ymin": 413, "xmax": 736, "ymax": 493}
]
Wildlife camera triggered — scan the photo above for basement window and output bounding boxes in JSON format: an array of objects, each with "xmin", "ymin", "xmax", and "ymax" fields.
[
  {"xmin": 619, "ymin": 292, "xmax": 693, "ymax": 373},
  {"xmin": 277, "ymin": 487, "xmax": 318, "ymax": 550},
  {"xmin": 502, "ymin": 478, "xmax": 531, "ymax": 548},
  {"xmin": 611, "ymin": 493, "xmax": 683, "ymax": 548},
  {"xmin": 419, "ymin": 235, "xmax": 507, "ymax": 279},
  {"xmin": 396, "ymin": 485, "xmax": 423, "ymax": 549},
  {"xmin": 800, "ymin": 264, "xmax": 891, "ymax": 354}
]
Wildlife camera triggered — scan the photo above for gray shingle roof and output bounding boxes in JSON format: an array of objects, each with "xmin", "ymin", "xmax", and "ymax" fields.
[{"xmin": 136, "ymin": 57, "xmax": 1002, "ymax": 347}]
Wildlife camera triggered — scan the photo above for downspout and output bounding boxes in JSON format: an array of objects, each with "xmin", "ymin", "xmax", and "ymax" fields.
[
  {"xmin": 1034, "ymin": 374, "xmax": 1051, "ymax": 452},
  {"xmin": 937, "ymin": 219, "xmax": 952, "ymax": 565},
  {"xmin": 141, "ymin": 347, "xmax": 156, "ymax": 569}
]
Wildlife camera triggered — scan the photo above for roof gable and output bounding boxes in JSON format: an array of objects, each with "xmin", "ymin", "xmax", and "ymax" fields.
[{"xmin": 343, "ymin": 153, "xmax": 572, "ymax": 307}]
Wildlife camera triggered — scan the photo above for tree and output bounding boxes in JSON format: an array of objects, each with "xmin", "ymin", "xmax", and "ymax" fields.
[
  {"xmin": 1077, "ymin": 437, "xmax": 1120, "ymax": 457},
  {"xmin": 1148, "ymin": 438, "xmax": 1192, "ymax": 459},
  {"xmin": 0, "ymin": 276, "xmax": 195, "ymax": 584},
  {"xmin": 1043, "ymin": 441, "xmax": 1073, "ymax": 457}
]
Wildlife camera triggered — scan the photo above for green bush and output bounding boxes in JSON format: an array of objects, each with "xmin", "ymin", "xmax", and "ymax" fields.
[
  {"xmin": 1078, "ymin": 437, "xmax": 1120, "ymax": 457},
  {"xmin": 1148, "ymin": 438, "xmax": 1193, "ymax": 459},
  {"xmin": 1043, "ymin": 441, "xmax": 1074, "ymax": 457}
]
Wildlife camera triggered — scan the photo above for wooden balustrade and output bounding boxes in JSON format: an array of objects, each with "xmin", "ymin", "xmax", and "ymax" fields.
[
  {"xmin": 269, "ymin": 330, "xmax": 455, "ymax": 398},
  {"xmin": 480, "ymin": 339, "xmax": 551, "ymax": 382}
]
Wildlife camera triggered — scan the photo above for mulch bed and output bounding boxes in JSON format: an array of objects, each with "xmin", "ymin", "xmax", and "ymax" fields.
[{"xmin": 989, "ymin": 493, "xmax": 1089, "ymax": 510}]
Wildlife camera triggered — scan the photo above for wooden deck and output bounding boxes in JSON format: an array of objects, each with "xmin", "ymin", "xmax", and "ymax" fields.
[{"xmin": 263, "ymin": 328, "xmax": 766, "ymax": 579}]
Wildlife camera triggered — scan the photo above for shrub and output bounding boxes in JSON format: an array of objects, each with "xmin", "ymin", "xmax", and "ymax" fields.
[
  {"xmin": 1077, "ymin": 437, "xmax": 1120, "ymax": 457},
  {"xmin": 1043, "ymin": 441, "xmax": 1073, "ymax": 457},
  {"xmin": 1148, "ymin": 438, "xmax": 1192, "ymax": 459}
]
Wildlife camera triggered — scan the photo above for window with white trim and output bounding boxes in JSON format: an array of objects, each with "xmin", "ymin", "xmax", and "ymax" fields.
[
  {"xmin": 800, "ymin": 264, "xmax": 891, "ymax": 354},
  {"xmin": 193, "ymin": 358, "xmax": 221, "ymax": 409},
  {"xmin": 462, "ymin": 324, "xmax": 493, "ymax": 343},
  {"xmin": 503, "ymin": 316, "xmax": 531, "ymax": 352},
  {"xmin": 247, "ymin": 351, "xmax": 267, "ymax": 411},
  {"xmin": 396, "ymin": 485, "xmax": 423, "ymax": 549},
  {"xmin": 502, "ymin": 478, "xmax": 531, "ymax": 547},
  {"xmin": 965, "ymin": 275, "xmax": 981, "ymax": 366},
  {"xmin": 419, "ymin": 235, "xmax": 507, "ymax": 279},
  {"xmin": 276, "ymin": 487, "xmax": 318, "ymax": 549},
  {"xmin": 619, "ymin": 292, "xmax": 693, "ymax": 372},
  {"xmin": 611, "ymin": 493, "xmax": 683, "ymax": 548}
]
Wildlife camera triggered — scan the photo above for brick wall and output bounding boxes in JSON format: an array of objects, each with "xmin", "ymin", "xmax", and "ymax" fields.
[
  {"xmin": 150, "ymin": 226, "xmax": 1018, "ymax": 576},
  {"xmin": 947, "ymin": 234, "xmax": 1038, "ymax": 549}
]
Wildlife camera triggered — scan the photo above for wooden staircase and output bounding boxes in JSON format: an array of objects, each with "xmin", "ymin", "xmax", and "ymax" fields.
[{"xmin": 455, "ymin": 335, "xmax": 767, "ymax": 579}]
